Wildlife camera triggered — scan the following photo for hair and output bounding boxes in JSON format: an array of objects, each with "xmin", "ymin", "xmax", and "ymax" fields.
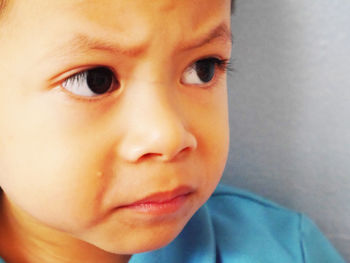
[{"xmin": 231, "ymin": 0, "xmax": 235, "ymax": 14}]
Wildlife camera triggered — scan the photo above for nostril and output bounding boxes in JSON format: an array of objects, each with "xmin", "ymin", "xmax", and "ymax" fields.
[
  {"xmin": 140, "ymin": 152, "xmax": 163, "ymax": 160},
  {"xmin": 139, "ymin": 147, "xmax": 191, "ymax": 162},
  {"xmin": 179, "ymin": 146, "xmax": 191, "ymax": 155},
  {"xmin": 118, "ymin": 124, "xmax": 198, "ymax": 163}
]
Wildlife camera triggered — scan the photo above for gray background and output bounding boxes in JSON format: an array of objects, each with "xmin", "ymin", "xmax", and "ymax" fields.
[{"xmin": 222, "ymin": 0, "xmax": 350, "ymax": 260}]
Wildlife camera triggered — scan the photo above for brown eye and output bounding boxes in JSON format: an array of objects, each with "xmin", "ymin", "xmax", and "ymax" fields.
[
  {"xmin": 194, "ymin": 59, "xmax": 216, "ymax": 82},
  {"xmin": 62, "ymin": 67, "xmax": 118, "ymax": 97},
  {"xmin": 86, "ymin": 67, "xmax": 114, "ymax": 94},
  {"xmin": 181, "ymin": 58, "xmax": 223, "ymax": 85}
]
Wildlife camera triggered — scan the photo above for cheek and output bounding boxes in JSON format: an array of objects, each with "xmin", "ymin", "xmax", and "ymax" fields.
[
  {"xmin": 199, "ymin": 113, "xmax": 229, "ymax": 194},
  {"xmin": 0, "ymin": 94, "xmax": 108, "ymax": 232},
  {"xmin": 187, "ymin": 88, "xmax": 229, "ymax": 198}
]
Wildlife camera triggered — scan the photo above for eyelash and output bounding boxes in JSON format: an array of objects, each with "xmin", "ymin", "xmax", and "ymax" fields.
[
  {"xmin": 60, "ymin": 66, "xmax": 118, "ymax": 102},
  {"xmin": 207, "ymin": 57, "xmax": 233, "ymax": 73},
  {"xmin": 181, "ymin": 57, "xmax": 234, "ymax": 89},
  {"xmin": 60, "ymin": 57, "xmax": 233, "ymax": 102}
]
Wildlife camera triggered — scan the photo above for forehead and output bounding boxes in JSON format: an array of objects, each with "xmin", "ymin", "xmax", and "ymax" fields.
[
  {"xmin": 5, "ymin": 0, "xmax": 231, "ymax": 41},
  {"xmin": 0, "ymin": 0, "xmax": 231, "ymax": 78},
  {"xmin": 63, "ymin": 0, "xmax": 229, "ymax": 26}
]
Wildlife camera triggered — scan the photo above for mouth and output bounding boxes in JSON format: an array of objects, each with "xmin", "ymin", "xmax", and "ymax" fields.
[{"xmin": 118, "ymin": 186, "xmax": 194, "ymax": 215}]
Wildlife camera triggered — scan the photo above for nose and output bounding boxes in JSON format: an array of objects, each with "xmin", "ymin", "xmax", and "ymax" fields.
[{"xmin": 117, "ymin": 83, "xmax": 197, "ymax": 162}]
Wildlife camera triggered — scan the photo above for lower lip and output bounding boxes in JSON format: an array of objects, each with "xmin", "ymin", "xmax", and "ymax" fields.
[{"xmin": 122, "ymin": 194, "xmax": 190, "ymax": 215}]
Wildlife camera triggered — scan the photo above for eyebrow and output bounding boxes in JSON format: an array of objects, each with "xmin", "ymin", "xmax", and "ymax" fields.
[
  {"xmin": 61, "ymin": 34, "xmax": 147, "ymax": 57},
  {"xmin": 177, "ymin": 22, "xmax": 233, "ymax": 51},
  {"xmin": 49, "ymin": 22, "xmax": 232, "ymax": 59}
]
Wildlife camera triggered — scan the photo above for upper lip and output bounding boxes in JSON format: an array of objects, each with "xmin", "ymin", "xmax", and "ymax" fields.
[{"xmin": 123, "ymin": 186, "xmax": 194, "ymax": 206}]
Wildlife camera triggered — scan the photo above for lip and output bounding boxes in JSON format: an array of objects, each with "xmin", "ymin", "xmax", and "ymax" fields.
[{"xmin": 118, "ymin": 186, "xmax": 194, "ymax": 215}]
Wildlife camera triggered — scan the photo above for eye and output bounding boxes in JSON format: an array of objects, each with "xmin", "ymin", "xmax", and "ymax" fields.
[
  {"xmin": 181, "ymin": 57, "xmax": 229, "ymax": 85},
  {"xmin": 62, "ymin": 67, "xmax": 118, "ymax": 97}
]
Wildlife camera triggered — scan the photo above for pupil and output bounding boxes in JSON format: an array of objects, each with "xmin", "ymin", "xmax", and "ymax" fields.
[
  {"xmin": 87, "ymin": 67, "xmax": 113, "ymax": 94},
  {"xmin": 195, "ymin": 59, "xmax": 215, "ymax": 83}
]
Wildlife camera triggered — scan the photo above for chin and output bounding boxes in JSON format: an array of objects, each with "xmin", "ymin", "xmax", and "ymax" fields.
[
  {"xmin": 89, "ymin": 231, "xmax": 179, "ymax": 256},
  {"xmin": 77, "ymin": 194, "xmax": 200, "ymax": 255},
  {"xmin": 82, "ymin": 217, "xmax": 190, "ymax": 255}
]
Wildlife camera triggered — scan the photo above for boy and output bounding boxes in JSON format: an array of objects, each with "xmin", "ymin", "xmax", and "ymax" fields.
[{"xmin": 0, "ymin": 0, "xmax": 345, "ymax": 262}]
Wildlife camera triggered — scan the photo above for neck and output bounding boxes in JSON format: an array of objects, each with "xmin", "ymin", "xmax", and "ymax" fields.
[{"xmin": 0, "ymin": 194, "xmax": 131, "ymax": 263}]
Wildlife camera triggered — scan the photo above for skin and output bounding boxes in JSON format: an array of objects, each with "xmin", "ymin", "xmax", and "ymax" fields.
[{"xmin": 0, "ymin": 0, "xmax": 232, "ymax": 262}]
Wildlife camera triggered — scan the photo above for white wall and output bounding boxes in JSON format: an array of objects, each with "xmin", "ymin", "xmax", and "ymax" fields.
[{"xmin": 223, "ymin": 1, "xmax": 350, "ymax": 260}]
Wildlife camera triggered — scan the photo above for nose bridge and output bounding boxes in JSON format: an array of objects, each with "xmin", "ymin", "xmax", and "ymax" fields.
[{"xmin": 117, "ymin": 80, "xmax": 197, "ymax": 162}]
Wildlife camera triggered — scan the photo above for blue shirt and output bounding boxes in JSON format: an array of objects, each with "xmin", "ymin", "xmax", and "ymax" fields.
[
  {"xmin": 0, "ymin": 184, "xmax": 345, "ymax": 263},
  {"xmin": 129, "ymin": 184, "xmax": 345, "ymax": 263}
]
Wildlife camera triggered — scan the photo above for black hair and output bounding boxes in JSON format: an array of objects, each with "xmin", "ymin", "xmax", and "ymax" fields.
[{"xmin": 231, "ymin": 0, "xmax": 235, "ymax": 14}]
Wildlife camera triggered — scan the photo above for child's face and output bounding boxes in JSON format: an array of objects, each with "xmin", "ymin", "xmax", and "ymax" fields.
[{"xmin": 0, "ymin": 0, "xmax": 231, "ymax": 254}]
